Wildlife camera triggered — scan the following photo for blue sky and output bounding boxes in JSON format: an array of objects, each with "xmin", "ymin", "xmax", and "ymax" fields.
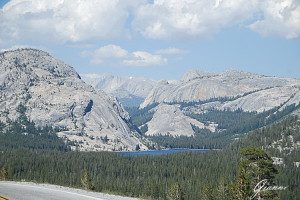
[
  {"xmin": 0, "ymin": 0, "xmax": 299, "ymax": 80},
  {"xmin": 0, "ymin": 0, "xmax": 7, "ymax": 7}
]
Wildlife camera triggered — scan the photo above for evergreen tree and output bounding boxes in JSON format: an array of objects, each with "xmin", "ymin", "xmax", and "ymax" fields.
[
  {"xmin": 235, "ymin": 147, "xmax": 279, "ymax": 200},
  {"xmin": 167, "ymin": 183, "xmax": 183, "ymax": 200},
  {"xmin": 80, "ymin": 169, "xmax": 94, "ymax": 190},
  {"xmin": 216, "ymin": 177, "xmax": 229, "ymax": 200},
  {"xmin": 135, "ymin": 144, "xmax": 140, "ymax": 151},
  {"xmin": 202, "ymin": 184, "xmax": 214, "ymax": 200},
  {"xmin": 0, "ymin": 121, "xmax": 4, "ymax": 132},
  {"xmin": 0, "ymin": 167, "xmax": 8, "ymax": 180},
  {"xmin": 0, "ymin": 116, "xmax": 298, "ymax": 200}
]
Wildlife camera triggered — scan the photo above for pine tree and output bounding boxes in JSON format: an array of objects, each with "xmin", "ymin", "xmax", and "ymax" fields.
[
  {"xmin": 135, "ymin": 144, "xmax": 140, "ymax": 151},
  {"xmin": 235, "ymin": 147, "xmax": 279, "ymax": 200},
  {"xmin": 80, "ymin": 169, "xmax": 94, "ymax": 190},
  {"xmin": 167, "ymin": 183, "xmax": 183, "ymax": 200},
  {"xmin": 202, "ymin": 184, "xmax": 215, "ymax": 200},
  {"xmin": 216, "ymin": 177, "xmax": 229, "ymax": 200},
  {"xmin": 235, "ymin": 165, "xmax": 251, "ymax": 200},
  {"xmin": 0, "ymin": 167, "xmax": 8, "ymax": 180}
]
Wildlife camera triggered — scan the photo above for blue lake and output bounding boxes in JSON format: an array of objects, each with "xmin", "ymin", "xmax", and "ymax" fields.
[{"xmin": 117, "ymin": 148, "xmax": 210, "ymax": 157}]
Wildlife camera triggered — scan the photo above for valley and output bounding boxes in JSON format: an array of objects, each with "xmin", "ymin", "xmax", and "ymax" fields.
[
  {"xmin": 1, "ymin": 0, "xmax": 299, "ymax": 199},
  {"xmin": 0, "ymin": 116, "xmax": 299, "ymax": 199},
  {"xmin": 0, "ymin": 48, "xmax": 299, "ymax": 200},
  {"xmin": 85, "ymin": 69, "xmax": 300, "ymax": 149}
]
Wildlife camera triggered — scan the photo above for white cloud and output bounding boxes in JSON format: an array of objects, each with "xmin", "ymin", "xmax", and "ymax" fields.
[
  {"xmin": 155, "ymin": 48, "xmax": 187, "ymax": 55},
  {"xmin": 133, "ymin": 0, "xmax": 300, "ymax": 39},
  {"xmin": 0, "ymin": 0, "xmax": 299, "ymax": 44},
  {"xmin": 123, "ymin": 51, "xmax": 167, "ymax": 67},
  {"xmin": 0, "ymin": 0, "xmax": 142, "ymax": 43},
  {"xmin": 133, "ymin": 0, "xmax": 259, "ymax": 39},
  {"xmin": 84, "ymin": 45, "xmax": 128, "ymax": 64},
  {"xmin": 85, "ymin": 45, "xmax": 167, "ymax": 67},
  {"xmin": 249, "ymin": 0, "xmax": 300, "ymax": 39}
]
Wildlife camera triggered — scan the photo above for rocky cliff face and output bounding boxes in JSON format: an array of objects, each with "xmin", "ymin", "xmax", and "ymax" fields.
[
  {"xmin": 141, "ymin": 69, "xmax": 300, "ymax": 112},
  {"xmin": 0, "ymin": 48, "xmax": 149, "ymax": 151},
  {"xmin": 138, "ymin": 69, "xmax": 300, "ymax": 137},
  {"xmin": 145, "ymin": 104, "xmax": 216, "ymax": 137}
]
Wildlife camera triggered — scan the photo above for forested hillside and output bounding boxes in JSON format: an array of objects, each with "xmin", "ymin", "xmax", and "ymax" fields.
[
  {"xmin": 0, "ymin": 116, "xmax": 299, "ymax": 199},
  {"xmin": 0, "ymin": 105, "xmax": 70, "ymax": 151},
  {"xmin": 128, "ymin": 103, "xmax": 300, "ymax": 149}
]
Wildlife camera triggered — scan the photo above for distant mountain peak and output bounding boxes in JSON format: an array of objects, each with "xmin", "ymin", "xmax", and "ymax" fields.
[
  {"xmin": 181, "ymin": 69, "xmax": 215, "ymax": 82},
  {"xmin": 82, "ymin": 73, "xmax": 158, "ymax": 100},
  {"xmin": 181, "ymin": 68, "xmax": 262, "ymax": 83},
  {"xmin": 141, "ymin": 68, "xmax": 300, "ymax": 109}
]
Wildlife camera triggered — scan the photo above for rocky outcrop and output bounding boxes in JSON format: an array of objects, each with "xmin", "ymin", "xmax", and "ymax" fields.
[
  {"xmin": 140, "ymin": 69, "xmax": 300, "ymax": 112},
  {"xmin": 220, "ymin": 86, "xmax": 300, "ymax": 112},
  {"xmin": 0, "ymin": 48, "xmax": 149, "ymax": 151},
  {"xmin": 183, "ymin": 85, "xmax": 300, "ymax": 113},
  {"xmin": 76, "ymin": 69, "xmax": 300, "ymax": 139},
  {"xmin": 138, "ymin": 69, "xmax": 300, "ymax": 137},
  {"xmin": 145, "ymin": 104, "xmax": 216, "ymax": 137}
]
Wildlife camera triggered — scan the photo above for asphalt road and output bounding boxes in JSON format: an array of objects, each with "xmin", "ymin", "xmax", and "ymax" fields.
[{"xmin": 0, "ymin": 181, "xmax": 138, "ymax": 200}]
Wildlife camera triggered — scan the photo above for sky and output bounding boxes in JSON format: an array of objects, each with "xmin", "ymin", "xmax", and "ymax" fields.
[{"xmin": 0, "ymin": 0, "xmax": 299, "ymax": 80}]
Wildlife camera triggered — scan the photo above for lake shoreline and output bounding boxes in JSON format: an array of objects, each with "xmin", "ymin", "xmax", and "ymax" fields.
[{"xmin": 116, "ymin": 148, "xmax": 216, "ymax": 157}]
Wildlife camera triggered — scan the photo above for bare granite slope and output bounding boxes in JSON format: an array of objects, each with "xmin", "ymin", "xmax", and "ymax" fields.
[
  {"xmin": 140, "ymin": 69, "xmax": 300, "ymax": 137},
  {"xmin": 145, "ymin": 104, "xmax": 216, "ymax": 137},
  {"xmin": 141, "ymin": 69, "xmax": 300, "ymax": 112},
  {"xmin": 0, "ymin": 48, "xmax": 149, "ymax": 151}
]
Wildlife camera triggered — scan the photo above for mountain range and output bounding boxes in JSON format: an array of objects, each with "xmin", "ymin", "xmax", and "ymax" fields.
[
  {"xmin": 1, "ymin": 48, "xmax": 299, "ymax": 151},
  {"xmin": 83, "ymin": 69, "xmax": 300, "ymax": 139},
  {"xmin": 141, "ymin": 69, "xmax": 300, "ymax": 110},
  {"xmin": 81, "ymin": 73, "xmax": 158, "ymax": 107}
]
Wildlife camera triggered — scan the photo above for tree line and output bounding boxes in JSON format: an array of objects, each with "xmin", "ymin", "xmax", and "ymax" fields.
[{"xmin": 0, "ymin": 115, "xmax": 299, "ymax": 199}]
